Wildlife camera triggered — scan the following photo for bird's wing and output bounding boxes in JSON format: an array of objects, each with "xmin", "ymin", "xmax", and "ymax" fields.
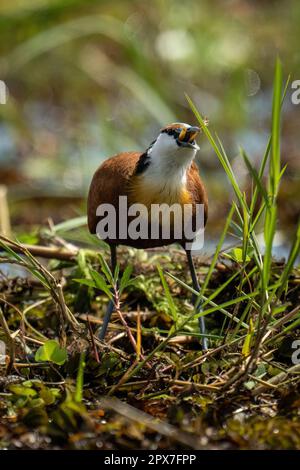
[
  {"xmin": 87, "ymin": 152, "xmax": 142, "ymax": 234},
  {"xmin": 187, "ymin": 161, "xmax": 208, "ymax": 226}
]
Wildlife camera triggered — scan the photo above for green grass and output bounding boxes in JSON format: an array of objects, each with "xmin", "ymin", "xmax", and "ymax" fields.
[{"xmin": 181, "ymin": 59, "xmax": 299, "ymax": 361}]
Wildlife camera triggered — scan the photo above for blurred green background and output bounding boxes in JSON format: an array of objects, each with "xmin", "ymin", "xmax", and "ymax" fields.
[{"xmin": 0, "ymin": 0, "xmax": 299, "ymax": 247}]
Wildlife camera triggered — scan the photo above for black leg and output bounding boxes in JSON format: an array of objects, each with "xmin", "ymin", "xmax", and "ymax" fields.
[
  {"xmin": 98, "ymin": 245, "xmax": 117, "ymax": 341},
  {"xmin": 186, "ymin": 250, "xmax": 208, "ymax": 350}
]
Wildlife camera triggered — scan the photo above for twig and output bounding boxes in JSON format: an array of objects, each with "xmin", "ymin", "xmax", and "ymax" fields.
[
  {"xmin": 106, "ymin": 379, "xmax": 159, "ymax": 392},
  {"xmin": 1, "ymin": 241, "xmax": 78, "ymax": 261},
  {"xmin": 0, "ymin": 295, "xmax": 48, "ymax": 342},
  {"xmin": 12, "ymin": 362, "xmax": 50, "ymax": 368},
  {"xmin": 252, "ymin": 362, "xmax": 300, "ymax": 396},
  {"xmin": 169, "ymin": 379, "xmax": 220, "ymax": 392},
  {"xmin": 0, "ymin": 185, "xmax": 11, "ymax": 237},
  {"xmin": 0, "ymin": 306, "xmax": 15, "ymax": 374},
  {"xmin": 99, "ymin": 397, "xmax": 212, "ymax": 449},
  {"xmin": 248, "ymin": 374, "xmax": 278, "ymax": 389},
  {"xmin": 114, "ymin": 289, "xmax": 139, "ymax": 355},
  {"xmin": 57, "ymin": 282, "xmax": 80, "ymax": 331},
  {"xmin": 264, "ymin": 306, "xmax": 300, "ymax": 344},
  {"xmin": 136, "ymin": 307, "xmax": 141, "ymax": 361},
  {"xmin": 108, "ymin": 332, "xmax": 126, "ymax": 344},
  {"xmin": 181, "ymin": 334, "xmax": 245, "ymax": 371},
  {"xmin": 87, "ymin": 316, "xmax": 100, "ymax": 363},
  {"xmin": 107, "ymin": 359, "xmax": 139, "ymax": 396}
]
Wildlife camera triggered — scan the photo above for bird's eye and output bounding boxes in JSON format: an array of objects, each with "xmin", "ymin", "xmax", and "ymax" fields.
[{"xmin": 162, "ymin": 127, "xmax": 182, "ymax": 137}]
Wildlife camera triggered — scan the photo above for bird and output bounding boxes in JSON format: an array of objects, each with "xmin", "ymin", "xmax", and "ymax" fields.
[{"xmin": 87, "ymin": 122, "xmax": 208, "ymax": 349}]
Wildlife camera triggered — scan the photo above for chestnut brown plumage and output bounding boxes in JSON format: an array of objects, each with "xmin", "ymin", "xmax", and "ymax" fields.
[
  {"xmin": 87, "ymin": 123, "xmax": 209, "ymax": 349},
  {"xmin": 88, "ymin": 154, "xmax": 207, "ymax": 248}
]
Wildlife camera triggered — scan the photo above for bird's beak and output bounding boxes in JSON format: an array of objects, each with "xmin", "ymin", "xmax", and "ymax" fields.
[
  {"xmin": 187, "ymin": 126, "xmax": 200, "ymax": 143},
  {"xmin": 178, "ymin": 126, "xmax": 200, "ymax": 144}
]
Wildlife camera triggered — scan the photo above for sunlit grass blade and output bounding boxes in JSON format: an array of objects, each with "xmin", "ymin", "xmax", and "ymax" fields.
[
  {"xmin": 75, "ymin": 352, "xmax": 86, "ymax": 404},
  {"xmin": 201, "ymin": 203, "xmax": 235, "ymax": 294},
  {"xmin": 186, "ymin": 94, "xmax": 247, "ymax": 211},
  {"xmin": 52, "ymin": 216, "xmax": 88, "ymax": 234},
  {"xmin": 277, "ymin": 219, "xmax": 300, "ymax": 298},
  {"xmin": 157, "ymin": 264, "xmax": 178, "ymax": 325},
  {"xmin": 241, "ymin": 149, "xmax": 269, "ymax": 204},
  {"xmin": 166, "ymin": 271, "xmax": 251, "ymax": 329},
  {"xmin": 270, "ymin": 58, "xmax": 282, "ymax": 196},
  {"xmin": 262, "ymin": 58, "xmax": 283, "ymax": 295}
]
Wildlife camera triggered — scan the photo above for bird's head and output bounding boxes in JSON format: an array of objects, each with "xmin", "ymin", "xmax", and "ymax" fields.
[
  {"xmin": 161, "ymin": 123, "xmax": 200, "ymax": 151},
  {"xmin": 134, "ymin": 122, "xmax": 203, "ymax": 186},
  {"xmin": 147, "ymin": 122, "xmax": 200, "ymax": 168}
]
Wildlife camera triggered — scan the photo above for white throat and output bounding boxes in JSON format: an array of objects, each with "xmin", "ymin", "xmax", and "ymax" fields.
[{"xmin": 144, "ymin": 132, "xmax": 198, "ymax": 190}]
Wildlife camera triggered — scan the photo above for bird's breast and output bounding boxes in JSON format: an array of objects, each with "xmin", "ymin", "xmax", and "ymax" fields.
[{"xmin": 128, "ymin": 175, "xmax": 192, "ymax": 208}]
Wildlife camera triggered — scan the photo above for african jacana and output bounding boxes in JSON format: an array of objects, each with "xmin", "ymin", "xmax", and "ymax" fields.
[{"xmin": 87, "ymin": 123, "xmax": 208, "ymax": 349}]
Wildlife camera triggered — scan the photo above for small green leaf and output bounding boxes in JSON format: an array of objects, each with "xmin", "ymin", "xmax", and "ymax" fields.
[
  {"xmin": 9, "ymin": 384, "xmax": 37, "ymax": 397},
  {"xmin": 39, "ymin": 387, "xmax": 58, "ymax": 405},
  {"xmin": 17, "ymin": 233, "xmax": 39, "ymax": 245},
  {"xmin": 242, "ymin": 318, "xmax": 254, "ymax": 357},
  {"xmin": 35, "ymin": 340, "xmax": 67, "ymax": 365},
  {"xmin": 119, "ymin": 265, "xmax": 133, "ymax": 294},
  {"xmin": 98, "ymin": 253, "xmax": 113, "ymax": 284},
  {"xmin": 254, "ymin": 363, "xmax": 267, "ymax": 377},
  {"xmin": 229, "ymin": 248, "xmax": 251, "ymax": 263},
  {"xmin": 73, "ymin": 278, "xmax": 97, "ymax": 288},
  {"xmin": 244, "ymin": 380, "xmax": 256, "ymax": 390},
  {"xmin": 90, "ymin": 269, "xmax": 113, "ymax": 298},
  {"xmin": 113, "ymin": 263, "xmax": 120, "ymax": 284}
]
